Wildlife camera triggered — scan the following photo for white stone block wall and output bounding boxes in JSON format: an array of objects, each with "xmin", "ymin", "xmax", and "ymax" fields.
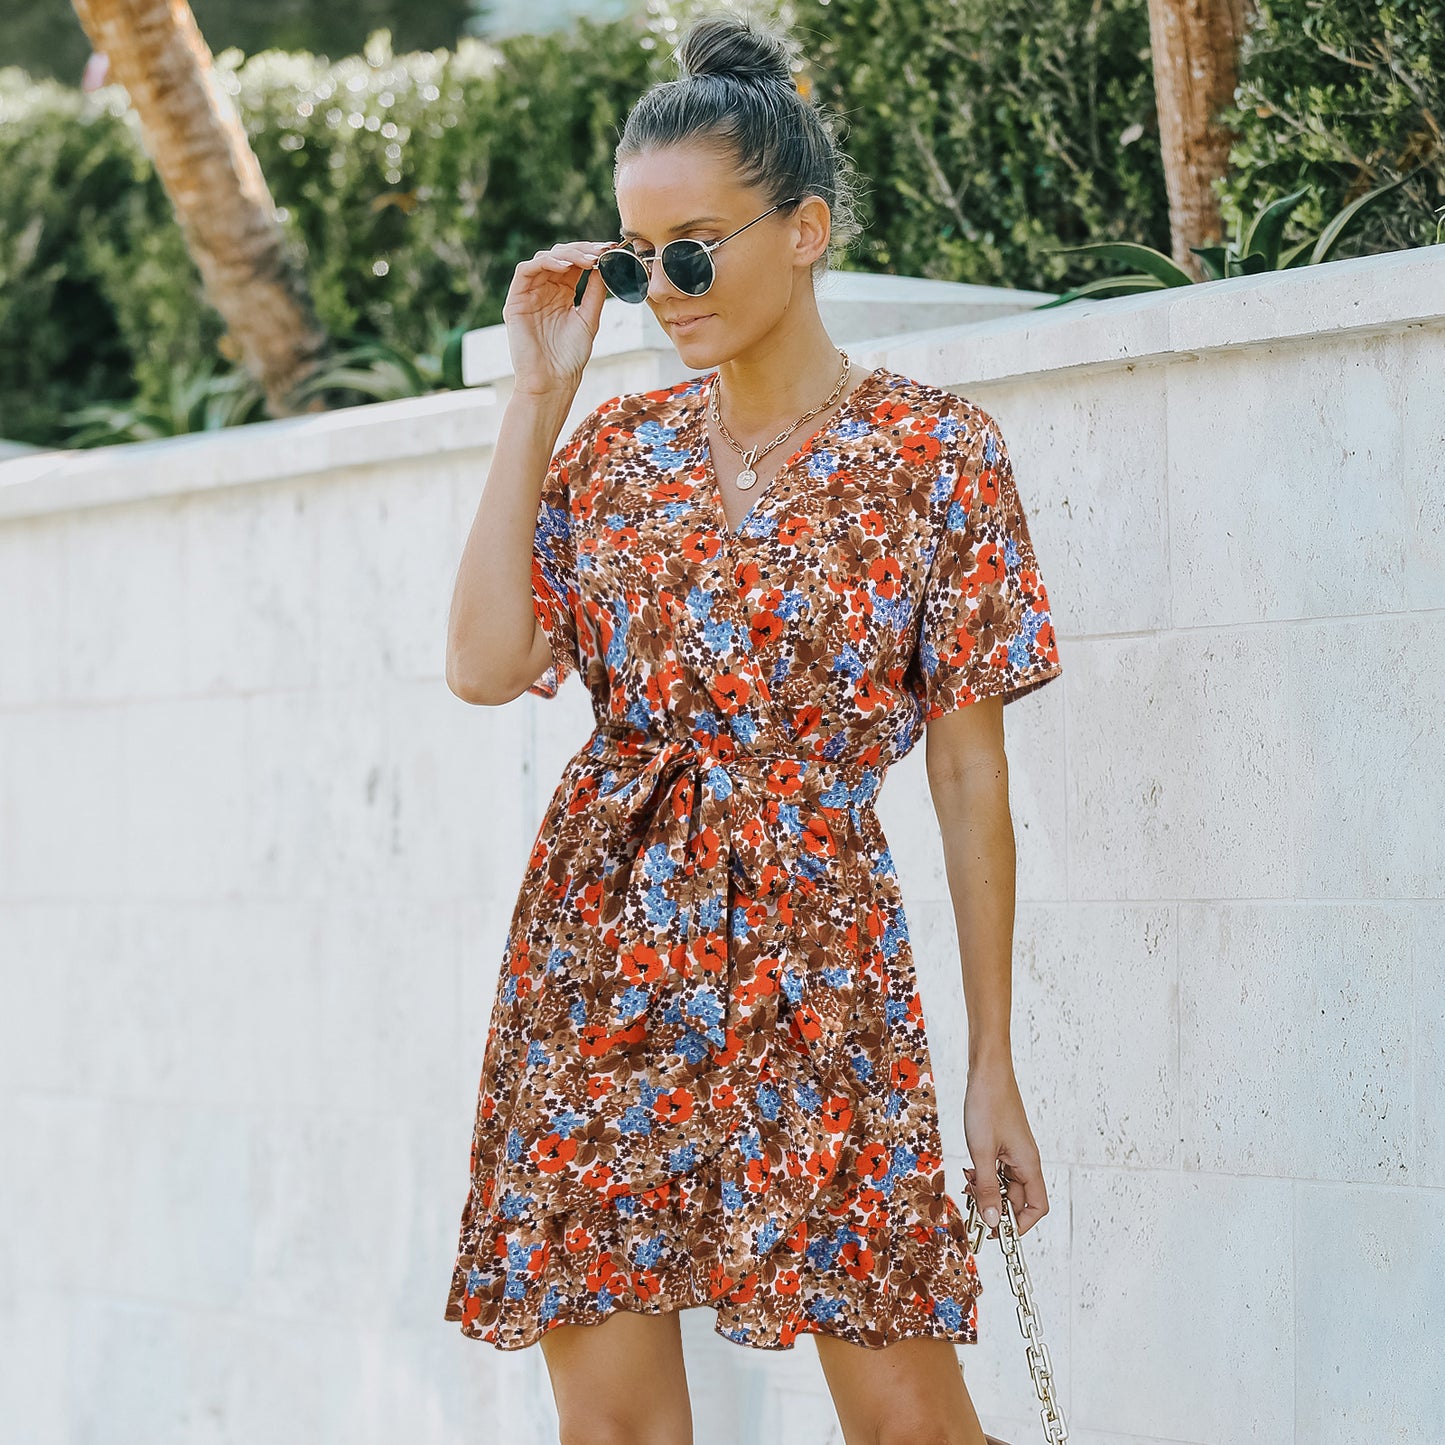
[{"xmin": 1, "ymin": 248, "xmax": 1441, "ymax": 1444}]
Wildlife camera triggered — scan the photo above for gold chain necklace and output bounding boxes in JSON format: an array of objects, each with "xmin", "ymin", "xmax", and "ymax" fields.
[{"xmin": 708, "ymin": 349, "xmax": 852, "ymax": 491}]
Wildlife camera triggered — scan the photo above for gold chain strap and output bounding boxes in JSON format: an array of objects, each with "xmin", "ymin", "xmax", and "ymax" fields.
[{"xmin": 963, "ymin": 1169, "xmax": 1071, "ymax": 1444}]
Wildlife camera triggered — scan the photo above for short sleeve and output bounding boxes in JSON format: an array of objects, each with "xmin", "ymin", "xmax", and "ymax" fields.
[
  {"xmin": 525, "ymin": 396, "xmax": 616, "ymax": 700},
  {"xmin": 907, "ymin": 406, "xmax": 1063, "ymax": 720}
]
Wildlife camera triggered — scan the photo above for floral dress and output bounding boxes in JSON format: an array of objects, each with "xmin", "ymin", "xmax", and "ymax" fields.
[{"xmin": 443, "ymin": 364, "xmax": 1063, "ymax": 1352}]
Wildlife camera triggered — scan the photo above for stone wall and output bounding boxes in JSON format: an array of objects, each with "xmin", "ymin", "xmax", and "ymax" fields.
[{"xmin": 1, "ymin": 249, "xmax": 1440, "ymax": 1444}]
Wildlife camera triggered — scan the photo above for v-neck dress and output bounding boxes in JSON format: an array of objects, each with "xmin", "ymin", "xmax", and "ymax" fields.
[{"xmin": 443, "ymin": 364, "xmax": 1064, "ymax": 1352}]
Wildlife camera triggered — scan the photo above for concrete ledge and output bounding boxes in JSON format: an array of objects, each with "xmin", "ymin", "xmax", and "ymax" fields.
[
  {"xmin": 2, "ymin": 247, "xmax": 1439, "ymax": 523},
  {"xmin": 879, "ymin": 245, "xmax": 1445, "ymax": 389}
]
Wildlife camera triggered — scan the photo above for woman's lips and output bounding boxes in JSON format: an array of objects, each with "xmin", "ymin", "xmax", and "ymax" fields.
[{"xmin": 668, "ymin": 314, "xmax": 712, "ymax": 333}]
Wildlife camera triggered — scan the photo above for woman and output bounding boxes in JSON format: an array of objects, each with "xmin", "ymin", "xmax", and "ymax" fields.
[{"xmin": 443, "ymin": 12, "xmax": 1064, "ymax": 1444}]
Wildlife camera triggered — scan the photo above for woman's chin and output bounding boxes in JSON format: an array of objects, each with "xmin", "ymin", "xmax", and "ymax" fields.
[{"xmin": 673, "ymin": 340, "xmax": 721, "ymax": 366}]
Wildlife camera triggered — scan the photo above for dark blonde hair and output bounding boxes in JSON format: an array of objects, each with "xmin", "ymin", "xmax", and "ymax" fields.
[{"xmin": 614, "ymin": 10, "xmax": 866, "ymax": 281}]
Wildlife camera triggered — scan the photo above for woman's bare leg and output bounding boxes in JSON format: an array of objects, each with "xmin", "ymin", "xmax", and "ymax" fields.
[
  {"xmin": 538, "ymin": 1307, "xmax": 694, "ymax": 1445},
  {"xmin": 814, "ymin": 1334, "xmax": 989, "ymax": 1445}
]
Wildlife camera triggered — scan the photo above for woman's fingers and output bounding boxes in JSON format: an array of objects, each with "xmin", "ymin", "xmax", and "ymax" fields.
[
  {"xmin": 965, "ymin": 1156, "xmax": 1050, "ymax": 1239},
  {"xmin": 971, "ymin": 1156, "xmax": 1006, "ymax": 1235},
  {"xmin": 519, "ymin": 241, "xmax": 614, "ymax": 276},
  {"xmin": 994, "ymin": 1157, "xmax": 1048, "ymax": 1237},
  {"xmin": 1009, "ymin": 1161, "xmax": 1050, "ymax": 1236}
]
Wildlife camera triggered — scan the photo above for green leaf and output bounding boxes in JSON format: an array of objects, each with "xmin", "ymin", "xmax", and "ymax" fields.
[
  {"xmin": 440, "ymin": 323, "xmax": 468, "ymax": 392},
  {"xmin": 1312, "ymin": 171, "xmax": 1416, "ymax": 265},
  {"xmin": 1279, "ymin": 236, "xmax": 1316, "ymax": 269},
  {"xmin": 1050, "ymin": 241, "xmax": 1195, "ymax": 287},
  {"xmin": 1241, "ymin": 185, "xmax": 1312, "ymax": 269},
  {"xmin": 1190, "ymin": 245, "xmax": 1229, "ymax": 280},
  {"xmin": 1034, "ymin": 274, "xmax": 1169, "ymax": 308}
]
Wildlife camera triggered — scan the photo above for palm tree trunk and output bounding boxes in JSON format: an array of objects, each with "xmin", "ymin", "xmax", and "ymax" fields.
[
  {"xmin": 70, "ymin": 0, "xmax": 327, "ymax": 416},
  {"xmin": 1146, "ymin": 0, "xmax": 1252, "ymax": 275}
]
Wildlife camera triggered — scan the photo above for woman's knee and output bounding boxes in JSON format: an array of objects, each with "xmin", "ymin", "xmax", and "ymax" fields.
[
  {"xmin": 875, "ymin": 1421, "xmax": 975, "ymax": 1445},
  {"xmin": 541, "ymin": 1308, "xmax": 693, "ymax": 1445},
  {"xmin": 815, "ymin": 1332, "xmax": 986, "ymax": 1445},
  {"xmin": 557, "ymin": 1411, "xmax": 691, "ymax": 1445}
]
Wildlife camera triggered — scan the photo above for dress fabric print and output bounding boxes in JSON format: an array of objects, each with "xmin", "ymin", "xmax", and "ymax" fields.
[{"xmin": 443, "ymin": 365, "xmax": 1063, "ymax": 1352}]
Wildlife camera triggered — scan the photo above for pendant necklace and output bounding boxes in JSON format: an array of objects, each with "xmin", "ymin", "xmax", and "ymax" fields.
[{"xmin": 710, "ymin": 349, "xmax": 852, "ymax": 490}]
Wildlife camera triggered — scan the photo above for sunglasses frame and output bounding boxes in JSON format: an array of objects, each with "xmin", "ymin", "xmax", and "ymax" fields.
[{"xmin": 595, "ymin": 196, "xmax": 801, "ymax": 304}]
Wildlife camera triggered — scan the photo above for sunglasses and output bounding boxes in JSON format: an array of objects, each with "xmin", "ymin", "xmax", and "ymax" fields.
[{"xmin": 594, "ymin": 198, "xmax": 800, "ymax": 304}]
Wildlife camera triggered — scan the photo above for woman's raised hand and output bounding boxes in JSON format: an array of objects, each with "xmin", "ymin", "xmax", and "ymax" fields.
[{"xmin": 503, "ymin": 239, "xmax": 616, "ymax": 397}]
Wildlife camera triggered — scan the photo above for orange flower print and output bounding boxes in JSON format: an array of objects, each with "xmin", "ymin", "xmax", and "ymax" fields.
[
  {"xmin": 873, "ymin": 396, "xmax": 914, "ymax": 427},
  {"xmin": 709, "ymin": 670, "xmax": 752, "ymax": 715},
  {"xmin": 654, "ymin": 1088, "xmax": 695, "ymax": 1124},
  {"xmin": 900, "ymin": 430, "xmax": 943, "ymax": 467},
  {"xmin": 750, "ymin": 606, "xmax": 785, "ymax": 649},
  {"xmin": 891, "ymin": 1056, "xmax": 921, "ymax": 1090},
  {"xmin": 621, "ymin": 943, "xmax": 666, "ymax": 984},
  {"xmin": 532, "ymin": 1133, "xmax": 577, "ymax": 1173},
  {"xmin": 869, "ymin": 553, "xmax": 904, "ymax": 599},
  {"xmin": 857, "ymin": 1142, "xmax": 890, "ymax": 1181},
  {"xmin": 681, "ymin": 529, "xmax": 724, "ymax": 564},
  {"xmin": 840, "ymin": 1238, "xmax": 875, "ymax": 1280},
  {"xmin": 776, "ymin": 514, "xmax": 815, "ymax": 547}
]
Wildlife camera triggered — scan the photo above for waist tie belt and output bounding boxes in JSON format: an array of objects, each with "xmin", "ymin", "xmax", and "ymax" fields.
[{"xmin": 491, "ymin": 718, "xmax": 885, "ymax": 1298}]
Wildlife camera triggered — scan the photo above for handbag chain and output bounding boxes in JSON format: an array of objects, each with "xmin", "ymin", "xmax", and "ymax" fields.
[{"xmin": 963, "ymin": 1170, "xmax": 1071, "ymax": 1444}]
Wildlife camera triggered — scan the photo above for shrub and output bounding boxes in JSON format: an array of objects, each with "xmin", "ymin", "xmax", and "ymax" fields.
[
  {"xmin": 769, "ymin": 0, "xmax": 1170, "ymax": 290},
  {"xmin": 0, "ymin": 21, "xmax": 653, "ymax": 447},
  {"xmin": 0, "ymin": 68, "xmax": 198, "ymax": 446},
  {"xmin": 1220, "ymin": 0, "xmax": 1444, "ymax": 253},
  {"xmin": 10, "ymin": 0, "xmax": 1439, "ymax": 448}
]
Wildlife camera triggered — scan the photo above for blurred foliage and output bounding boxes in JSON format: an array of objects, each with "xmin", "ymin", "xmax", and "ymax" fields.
[
  {"xmin": 1219, "ymin": 0, "xmax": 1444, "ymax": 254},
  {"xmin": 239, "ymin": 24, "xmax": 647, "ymax": 350},
  {"xmin": 0, "ymin": 0, "xmax": 483, "ymax": 85},
  {"xmin": 63, "ymin": 358, "xmax": 267, "ymax": 446},
  {"xmin": 59, "ymin": 321, "xmax": 469, "ymax": 446},
  {"xmin": 769, "ymin": 0, "xmax": 1170, "ymax": 289},
  {"xmin": 0, "ymin": 20, "xmax": 650, "ymax": 445},
  {"xmin": 1038, "ymin": 172, "xmax": 1417, "ymax": 305},
  {"xmin": 2, "ymin": 0, "xmax": 1440, "ymax": 449},
  {"xmin": 0, "ymin": 67, "xmax": 188, "ymax": 446},
  {"xmin": 0, "ymin": 0, "xmax": 94, "ymax": 87}
]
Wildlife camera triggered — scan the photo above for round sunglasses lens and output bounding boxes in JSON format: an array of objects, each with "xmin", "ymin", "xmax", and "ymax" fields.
[
  {"xmin": 596, "ymin": 249, "xmax": 648, "ymax": 303},
  {"xmin": 662, "ymin": 240, "xmax": 713, "ymax": 295}
]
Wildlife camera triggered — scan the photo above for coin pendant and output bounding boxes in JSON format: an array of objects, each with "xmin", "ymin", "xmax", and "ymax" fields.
[{"xmin": 736, "ymin": 468, "xmax": 758, "ymax": 489}]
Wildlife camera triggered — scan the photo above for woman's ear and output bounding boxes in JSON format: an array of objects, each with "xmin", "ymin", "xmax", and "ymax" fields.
[{"xmin": 791, "ymin": 195, "xmax": 831, "ymax": 266}]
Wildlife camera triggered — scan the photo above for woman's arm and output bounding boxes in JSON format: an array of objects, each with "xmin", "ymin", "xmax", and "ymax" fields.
[
  {"xmin": 446, "ymin": 234, "xmax": 613, "ymax": 704},
  {"xmin": 446, "ymin": 386, "xmax": 576, "ymax": 705},
  {"xmin": 926, "ymin": 694, "xmax": 1015, "ymax": 1066},
  {"xmin": 925, "ymin": 694, "xmax": 1050, "ymax": 1237}
]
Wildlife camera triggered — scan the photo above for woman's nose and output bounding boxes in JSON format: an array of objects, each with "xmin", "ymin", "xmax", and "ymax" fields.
[{"xmin": 645, "ymin": 254, "xmax": 678, "ymax": 302}]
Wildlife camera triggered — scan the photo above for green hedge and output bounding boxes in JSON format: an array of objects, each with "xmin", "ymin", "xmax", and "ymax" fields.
[
  {"xmin": 784, "ymin": 0, "xmax": 1168, "ymax": 287},
  {"xmin": 0, "ymin": 69, "xmax": 194, "ymax": 446},
  {"xmin": 1220, "ymin": 0, "xmax": 1444, "ymax": 253},
  {"xmin": 0, "ymin": 21, "xmax": 651, "ymax": 446},
  {"xmin": 3, "ymin": 0, "xmax": 1437, "ymax": 449},
  {"xmin": 0, "ymin": 0, "xmax": 480, "ymax": 87}
]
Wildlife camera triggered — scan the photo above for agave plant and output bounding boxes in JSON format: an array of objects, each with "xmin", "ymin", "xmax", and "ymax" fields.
[
  {"xmin": 63, "ymin": 360, "xmax": 267, "ymax": 447},
  {"xmin": 284, "ymin": 320, "xmax": 471, "ymax": 407},
  {"xmin": 1037, "ymin": 173, "xmax": 1416, "ymax": 308},
  {"xmin": 60, "ymin": 318, "xmax": 473, "ymax": 447}
]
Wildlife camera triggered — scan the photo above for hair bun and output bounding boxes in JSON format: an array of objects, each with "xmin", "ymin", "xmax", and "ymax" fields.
[{"xmin": 676, "ymin": 13, "xmax": 796, "ymax": 88}]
